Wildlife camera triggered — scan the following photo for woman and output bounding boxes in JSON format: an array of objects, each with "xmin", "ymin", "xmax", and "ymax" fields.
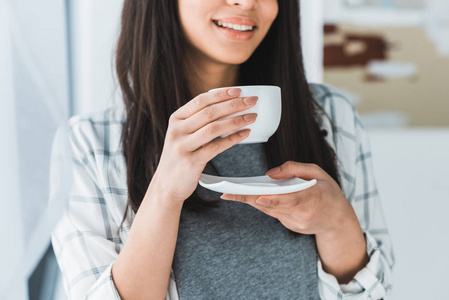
[{"xmin": 52, "ymin": 0, "xmax": 394, "ymax": 299}]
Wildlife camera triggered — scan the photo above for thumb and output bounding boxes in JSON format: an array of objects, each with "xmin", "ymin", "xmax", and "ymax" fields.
[{"xmin": 265, "ymin": 161, "xmax": 323, "ymax": 181}]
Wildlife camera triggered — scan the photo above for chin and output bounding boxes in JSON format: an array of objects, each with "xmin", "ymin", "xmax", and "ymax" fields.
[
  {"xmin": 222, "ymin": 56, "xmax": 252, "ymax": 65},
  {"xmin": 211, "ymin": 50, "xmax": 254, "ymax": 65}
]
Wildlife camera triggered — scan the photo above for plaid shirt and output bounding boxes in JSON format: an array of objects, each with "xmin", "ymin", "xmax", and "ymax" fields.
[{"xmin": 51, "ymin": 83, "xmax": 394, "ymax": 299}]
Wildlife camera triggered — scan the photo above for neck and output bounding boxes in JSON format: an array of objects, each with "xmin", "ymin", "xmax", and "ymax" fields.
[{"xmin": 185, "ymin": 50, "xmax": 240, "ymax": 97}]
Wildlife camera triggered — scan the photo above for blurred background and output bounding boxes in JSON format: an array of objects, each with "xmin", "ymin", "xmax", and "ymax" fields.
[{"xmin": 0, "ymin": 0, "xmax": 448, "ymax": 299}]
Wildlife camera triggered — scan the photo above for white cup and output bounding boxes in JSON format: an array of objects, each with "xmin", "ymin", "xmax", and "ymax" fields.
[{"xmin": 209, "ymin": 85, "xmax": 282, "ymax": 144}]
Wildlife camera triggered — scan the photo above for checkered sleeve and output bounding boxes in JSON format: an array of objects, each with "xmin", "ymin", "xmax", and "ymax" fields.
[
  {"xmin": 51, "ymin": 119, "xmax": 122, "ymax": 300},
  {"xmin": 315, "ymin": 88, "xmax": 395, "ymax": 299}
]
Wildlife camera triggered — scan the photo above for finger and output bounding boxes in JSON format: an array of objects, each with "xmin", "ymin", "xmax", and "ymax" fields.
[
  {"xmin": 221, "ymin": 194, "xmax": 315, "ymax": 233},
  {"xmin": 185, "ymin": 112, "xmax": 257, "ymax": 152},
  {"xmin": 225, "ymin": 193, "xmax": 309, "ymax": 220},
  {"xmin": 257, "ymin": 192, "xmax": 303, "ymax": 209},
  {"xmin": 221, "ymin": 193, "xmax": 293, "ymax": 218},
  {"xmin": 220, "ymin": 193, "xmax": 257, "ymax": 203},
  {"xmin": 254, "ymin": 196, "xmax": 300, "ymax": 215},
  {"xmin": 265, "ymin": 161, "xmax": 326, "ymax": 181},
  {"xmin": 191, "ymin": 128, "xmax": 251, "ymax": 163},
  {"xmin": 182, "ymin": 96, "xmax": 258, "ymax": 134},
  {"xmin": 253, "ymin": 197, "xmax": 314, "ymax": 228},
  {"xmin": 220, "ymin": 193, "xmax": 288, "ymax": 214},
  {"xmin": 233, "ymin": 195, "xmax": 301, "ymax": 222},
  {"xmin": 256, "ymin": 205, "xmax": 293, "ymax": 220},
  {"xmin": 172, "ymin": 88, "xmax": 241, "ymax": 120}
]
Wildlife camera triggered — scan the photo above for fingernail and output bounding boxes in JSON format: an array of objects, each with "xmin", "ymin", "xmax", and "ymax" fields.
[
  {"xmin": 244, "ymin": 113, "xmax": 257, "ymax": 121},
  {"xmin": 265, "ymin": 167, "xmax": 281, "ymax": 176},
  {"xmin": 243, "ymin": 96, "xmax": 258, "ymax": 105},
  {"xmin": 256, "ymin": 197, "xmax": 271, "ymax": 206},
  {"xmin": 228, "ymin": 88, "xmax": 241, "ymax": 96},
  {"xmin": 220, "ymin": 194, "xmax": 236, "ymax": 200},
  {"xmin": 239, "ymin": 129, "xmax": 251, "ymax": 136}
]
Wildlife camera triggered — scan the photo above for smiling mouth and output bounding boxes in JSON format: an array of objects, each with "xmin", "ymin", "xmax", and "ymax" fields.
[{"xmin": 212, "ymin": 20, "xmax": 256, "ymax": 32}]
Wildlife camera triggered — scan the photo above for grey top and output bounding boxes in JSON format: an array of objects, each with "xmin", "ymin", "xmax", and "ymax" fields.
[{"xmin": 172, "ymin": 143, "xmax": 319, "ymax": 299}]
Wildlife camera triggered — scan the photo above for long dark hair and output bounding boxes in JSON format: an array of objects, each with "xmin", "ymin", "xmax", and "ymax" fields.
[{"xmin": 116, "ymin": 0, "xmax": 340, "ymax": 233}]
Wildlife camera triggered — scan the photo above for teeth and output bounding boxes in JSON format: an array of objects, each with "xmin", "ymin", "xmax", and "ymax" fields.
[{"xmin": 216, "ymin": 20, "xmax": 254, "ymax": 31}]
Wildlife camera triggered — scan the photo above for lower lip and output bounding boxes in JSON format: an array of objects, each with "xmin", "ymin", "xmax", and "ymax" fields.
[{"xmin": 214, "ymin": 23, "xmax": 255, "ymax": 41}]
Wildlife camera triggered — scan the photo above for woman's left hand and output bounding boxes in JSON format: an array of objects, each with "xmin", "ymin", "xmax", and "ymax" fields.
[
  {"xmin": 220, "ymin": 161, "xmax": 359, "ymax": 236},
  {"xmin": 222, "ymin": 160, "xmax": 370, "ymax": 282}
]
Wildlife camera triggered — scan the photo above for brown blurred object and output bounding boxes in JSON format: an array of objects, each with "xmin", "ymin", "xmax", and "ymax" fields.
[
  {"xmin": 324, "ymin": 24, "xmax": 390, "ymax": 67},
  {"xmin": 324, "ymin": 24, "xmax": 338, "ymax": 34}
]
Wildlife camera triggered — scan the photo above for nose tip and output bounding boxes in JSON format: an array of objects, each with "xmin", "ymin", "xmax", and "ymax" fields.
[{"xmin": 230, "ymin": 0, "xmax": 257, "ymax": 9}]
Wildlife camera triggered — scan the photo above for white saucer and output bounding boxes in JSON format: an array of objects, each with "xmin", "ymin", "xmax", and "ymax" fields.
[{"xmin": 199, "ymin": 173, "xmax": 317, "ymax": 195}]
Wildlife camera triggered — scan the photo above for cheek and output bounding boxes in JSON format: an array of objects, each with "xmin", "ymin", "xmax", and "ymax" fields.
[
  {"xmin": 180, "ymin": 15, "xmax": 214, "ymax": 55},
  {"xmin": 256, "ymin": 2, "xmax": 278, "ymax": 40},
  {"xmin": 178, "ymin": 1, "xmax": 213, "ymax": 40},
  {"xmin": 266, "ymin": 1, "xmax": 279, "ymax": 26}
]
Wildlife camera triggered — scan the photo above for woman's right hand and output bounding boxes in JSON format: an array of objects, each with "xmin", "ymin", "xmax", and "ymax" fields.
[{"xmin": 149, "ymin": 88, "xmax": 258, "ymax": 205}]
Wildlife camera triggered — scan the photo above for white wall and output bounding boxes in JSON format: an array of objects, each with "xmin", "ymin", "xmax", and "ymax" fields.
[
  {"xmin": 369, "ymin": 129, "xmax": 449, "ymax": 299},
  {"xmin": 1, "ymin": 0, "xmax": 71, "ymax": 298},
  {"xmin": 0, "ymin": 1, "xmax": 25, "ymax": 298},
  {"xmin": 301, "ymin": 0, "xmax": 324, "ymax": 83},
  {"xmin": 70, "ymin": 0, "xmax": 123, "ymax": 115},
  {"xmin": 322, "ymin": 0, "xmax": 425, "ymax": 26}
]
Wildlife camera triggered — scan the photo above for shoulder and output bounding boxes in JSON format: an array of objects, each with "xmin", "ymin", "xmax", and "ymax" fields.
[
  {"xmin": 69, "ymin": 106, "xmax": 125, "ymax": 135},
  {"xmin": 68, "ymin": 106, "xmax": 125, "ymax": 156},
  {"xmin": 309, "ymin": 83, "xmax": 359, "ymax": 125},
  {"xmin": 309, "ymin": 83, "xmax": 363, "ymax": 141},
  {"xmin": 65, "ymin": 106, "xmax": 128, "ymax": 208}
]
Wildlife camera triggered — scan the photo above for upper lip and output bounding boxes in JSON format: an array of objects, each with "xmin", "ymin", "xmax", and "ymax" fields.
[{"xmin": 213, "ymin": 17, "xmax": 257, "ymax": 27}]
